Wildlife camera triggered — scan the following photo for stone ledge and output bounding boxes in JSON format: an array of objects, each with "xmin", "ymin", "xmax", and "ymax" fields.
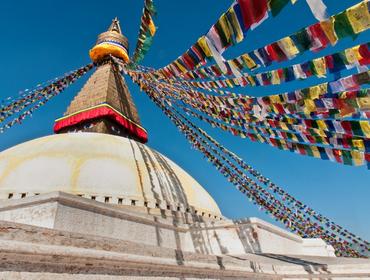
[
  {"xmin": 0, "ymin": 192, "xmax": 339, "ymax": 257},
  {"xmin": 0, "ymin": 192, "xmax": 191, "ymax": 232},
  {"xmin": 1, "ymin": 190, "xmax": 224, "ymax": 223},
  {"xmin": 0, "ymin": 238, "xmax": 369, "ymax": 279}
]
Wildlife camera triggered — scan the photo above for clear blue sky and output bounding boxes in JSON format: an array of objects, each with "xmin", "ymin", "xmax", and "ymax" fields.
[{"xmin": 0, "ymin": 0, "xmax": 369, "ymax": 240}]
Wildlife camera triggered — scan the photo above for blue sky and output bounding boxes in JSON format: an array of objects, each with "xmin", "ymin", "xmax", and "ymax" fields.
[{"xmin": 0, "ymin": 0, "xmax": 369, "ymax": 240}]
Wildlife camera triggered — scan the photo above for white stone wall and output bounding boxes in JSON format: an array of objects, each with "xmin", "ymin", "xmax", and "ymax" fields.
[
  {"xmin": 0, "ymin": 192, "xmax": 335, "ymax": 257},
  {"xmin": 0, "ymin": 201, "xmax": 58, "ymax": 228}
]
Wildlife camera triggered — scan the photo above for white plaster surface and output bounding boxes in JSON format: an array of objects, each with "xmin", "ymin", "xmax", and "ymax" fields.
[{"xmin": 0, "ymin": 133, "xmax": 221, "ymax": 216}]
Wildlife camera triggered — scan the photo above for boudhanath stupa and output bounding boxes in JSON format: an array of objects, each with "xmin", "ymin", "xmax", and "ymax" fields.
[{"xmin": 0, "ymin": 18, "xmax": 369, "ymax": 280}]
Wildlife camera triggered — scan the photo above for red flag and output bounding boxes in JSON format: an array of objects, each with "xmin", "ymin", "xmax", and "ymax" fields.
[
  {"xmin": 358, "ymin": 44, "xmax": 370, "ymax": 65},
  {"xmin": 333, "ymin": 149, "xmax": 343, "ymax": 163},
  {"xmin": 266, "ymin": 43, "xmax": 287, "ymax": 62},
  {"xmin": 324, "ymin": 55, "xmax": 334, "ymax": 70},
  {"xmin": 237, "ymin": 0, "xmax": 268, "ymax": 29},
  {"xmin": 341, "ymin": 121, "xmax": 353, "ymax": 135},
  {"xmin": 308, "ymin": 23, "xmax": 330, "ymax": 50}
]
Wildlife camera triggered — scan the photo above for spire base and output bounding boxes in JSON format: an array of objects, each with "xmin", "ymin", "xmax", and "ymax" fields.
[
  {"xmin": 54, "ymin": 60, "xmax": 147, "ymax": 143},
  {"xmin": 54, "ymin": 103, "xmax": 148, "ymax": 143}
]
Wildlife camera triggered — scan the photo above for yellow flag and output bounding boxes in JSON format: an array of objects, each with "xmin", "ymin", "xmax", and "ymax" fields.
[
  {"xmin": 227, "ymin": 7, "xmax": 244, "ymax": 43},
  {"xmin": 352, "ymin": 139, "xmax": 365, "ymax": 151},
  {"xmin": 271, "ymin": 70, "xmax": 280, "ymax": 85},
  {"xmin": 188, "ymin": 72, "xmax": 195, "ymax": 79},
  {"xmin": 256, "ymin": 134, "xmax": 265, "ymax": 142},
  {"xmin": 311, "ymin": 146, "xmax": 321, "ymax": 159},
  {"xmin": 272, "ymin": 104, "xmax": 280, "ymax": 114},
  {"xmin": 316, "ymin": 120, "xmax": 327, "ymax": 131},
  {"xmin": 344, "ymin": 46, "xmax": 358, "ymax": 64},
  {"xmin": 312, "ymin": 57, "xmax": 327, "ymax": 77},
  {"xmin": 351, "ymin": 150, "xmax": 364, "ymax": 166},
  {"xmin": 280, "ymin": 121, "xmax": 289, "ymax": 131},
  {"xmin": 219, "ymin": 14, "xmax": 232, "ymax": 44},
  {"xmin": 286, "ymin": 117, "xmax": 295, "ymax": 125},
  {"xmin": 197, "ymin": 36, "xmax": 212, "ymax": 57},
  {"xmin": 270, "ymin": 95, "xmax": 281, "ymax": 103},
  {"xmin": 319, "ymin": 83, "xmax": 328, "ymax": 95},
  {"xmin": 147, "ymin": 15, "xmax": 156, "ymax": 36},
  {"xmin": 226, "ymin": 79, "xmax": 234, "ymax": 88},
  {"xmin": 174, "ymin": 60, "xmax": 187, "ymax": 73},
  {"xmin": 246, "ymin": 75, "xmax": 256, "ymax": 86},
  {"xmin": 320, "ymin": 17, "xmax": 338, "ymax": 45},
  {"xmin": 304, "ymin": 99, "xmax": 316, "ymax": 114},
  {"xmin": 241, "ymin": 54, "xmax": 257, "ymax": 69},
  {"xmin": 315, "ymin": 128, "xmax": 326, "ymax": 137},
  {"xmin": 346, "ymin": 2, "xmax": 370, "ymax": 34},
  {"xmin": 308, "ymin": 85, "xmax": 321, "ymax": 100},
  {"xmin": 290, "ymin": 134, "xmax": 298, "ymax": 142},
  {"xmin": 357, "ymin": 97, "xmax": 370, "ymax": 110},
  {"xmin": 278, "ymin": 37, "xmax": 299, "ymax": 58},
  {"xmin": 360, "ymin": 120, "xmax": 370, "ymax": 137},
  {"xmin": 308, "ymin": 83, "xmax": 327, "ymax": 100}
]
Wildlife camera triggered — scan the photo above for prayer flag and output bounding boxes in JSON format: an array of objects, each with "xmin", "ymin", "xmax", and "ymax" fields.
[
  {"xmin": 197, "ymin": 36, "xmax": 212, "ymax": 58},
  {"xmin": 320, "ymin": 18, "xmax": 338, "ymax": 45},
  {"xmin": 205, "ymin": 36, "xmax": 228, "ymax": 73},
  {"xmin": 351, "ymin": 150, "xmax": 364, "ymax": 166},
  {"xmin": 334, "ymin": 11, "xmax": 356, "ymax": 39},
  {"xmin": 237, "ymin": 0, "xmax": 269, "ymax": 29},
  {"xmin": 346, "ymin": 1, "xmax": 370, "ymax": 34},
  {"xmin": 227, "ymin": 4, "xmax": 244, "ymax": 43},
  {"xmin": 277, "ymin": 37, "xmax": 299, "ymax": 59},
  {"xmin": 269, "ymin": 0, "xmax": 290, "ymax": 17},
  {"xmin": 306, "ymin": 0, "xmax": 328, "ymax": 21}
]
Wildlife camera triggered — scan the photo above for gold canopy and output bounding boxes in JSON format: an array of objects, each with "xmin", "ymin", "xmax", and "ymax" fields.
[{"xmin": 89, "ymin": 18, "xmax": 129, "ymax": 63}]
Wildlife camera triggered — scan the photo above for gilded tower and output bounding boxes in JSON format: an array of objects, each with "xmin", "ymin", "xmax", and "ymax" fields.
[{"xmin": 53, "ymin": 18, "xmax": 147, "ymax": 143}]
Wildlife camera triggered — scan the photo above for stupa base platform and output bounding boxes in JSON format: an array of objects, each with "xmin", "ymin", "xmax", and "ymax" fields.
[{"xmin": 0, "ymin": 192, "xmax": 369, "ymax": 279}]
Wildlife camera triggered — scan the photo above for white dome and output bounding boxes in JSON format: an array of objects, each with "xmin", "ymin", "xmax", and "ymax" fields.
[{"xmin": 0, "ymin": 133, "xmax": 221, "ymax": 217}]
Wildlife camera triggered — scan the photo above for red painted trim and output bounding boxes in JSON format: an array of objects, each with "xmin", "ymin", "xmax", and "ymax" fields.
[{"xmin": 54, "ymin": 106, "xmax": 148, "ymax": 143}]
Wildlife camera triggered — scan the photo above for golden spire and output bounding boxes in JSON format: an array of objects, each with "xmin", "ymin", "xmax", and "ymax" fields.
[
  {"xmin": 89, "ymin": 18, "xmax": 129, "ymax": 63},
  {"xmin": 108, "ymin": 17, "xmax": 122, "ymax": 34},
  {"xmin": 54, "ymin": 19, "xmax": 147, "ymax": 142}
]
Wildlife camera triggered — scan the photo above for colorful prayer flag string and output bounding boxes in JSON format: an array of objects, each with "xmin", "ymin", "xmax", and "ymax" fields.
[
  {"xmin": 132, "ymin": 75, "xmax": 369, "ymax": 257},
  {"xmin": 0, "ymin": 64, "xmax": 94, "ymax": 133},
  {"xmin": 153, "ymin": 1, "xmax": 370, "ymax": 80},
  {"xmin": 127, "ymin": 71, "xmax": 369, "ymax": 168},
  {"xmin": 156, "ymin": 43, "xmax": 370, "ymax": 91},
  {"xmin": 131, "ymin": 0, "xmax": 157, "ymax": 64},
  {"xmin": 152, "ymin": 0, "xmax": 298, "ymax": 77}
]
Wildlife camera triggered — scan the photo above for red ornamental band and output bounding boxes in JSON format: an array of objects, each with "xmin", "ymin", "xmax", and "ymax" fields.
[{"xmin": 53, "ymin": 104, "xmax": 148, "ymax": 143}]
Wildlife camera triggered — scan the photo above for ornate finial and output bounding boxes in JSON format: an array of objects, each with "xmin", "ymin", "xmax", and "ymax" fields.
[
  {"xmin": 89, "ymin": 18, "xmax": 129, "ymax": 63},
  {"xmin": 108, "ymin": 17, "xmax": 122, "ymax": 34}
]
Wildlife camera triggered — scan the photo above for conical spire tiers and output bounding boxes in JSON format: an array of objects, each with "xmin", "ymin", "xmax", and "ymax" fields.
[
  {"xmin": 89, "ymin": 18, "xmax": 129, "ymax": 63},
  {"xmin": 54, "ymin": 60, "xmax": 147, "ymax": 143}
]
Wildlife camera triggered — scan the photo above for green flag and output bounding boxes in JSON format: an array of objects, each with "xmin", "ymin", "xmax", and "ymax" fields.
[
  {"xmin": 269, "ymin": 0, "xmax": 290, "ymax": 17},
  {"xmin": 334, "ymin": 12, "xmax": 356, "ymax": 39}
]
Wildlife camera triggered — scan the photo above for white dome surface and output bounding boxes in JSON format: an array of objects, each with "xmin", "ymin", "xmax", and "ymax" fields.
[{"xmin": 0, "ymin": 133, "xmax": 221, "ymax": 216}]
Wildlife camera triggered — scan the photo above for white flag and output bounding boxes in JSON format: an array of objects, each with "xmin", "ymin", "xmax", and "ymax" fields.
[
  {"xmin": 306, "ymin": 0, "xmax": 328, "ymax": 21},
  {"xmin": 205, "ymin": 36, "xmax": 228, "ymax": 74}
]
